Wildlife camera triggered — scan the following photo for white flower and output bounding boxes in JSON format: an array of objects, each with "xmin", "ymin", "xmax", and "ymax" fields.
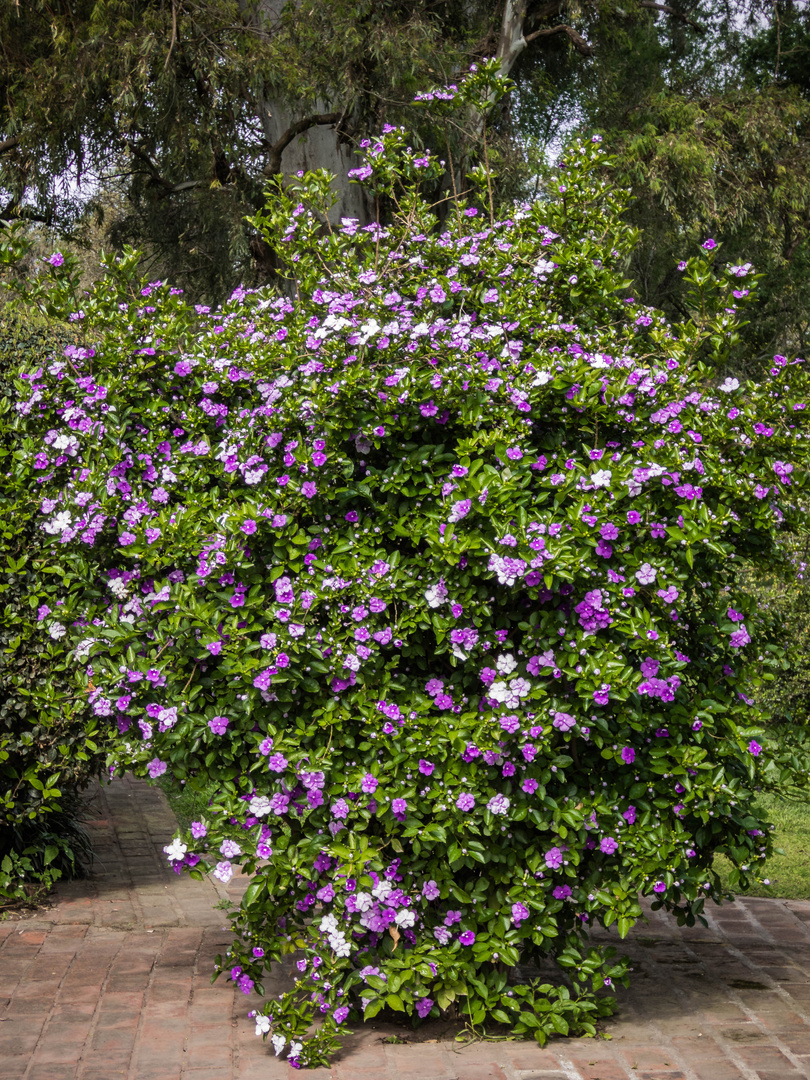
[
  {"xmin": 219, "ymin": 839, "xmax": 242, "ymax": 858},
  {"xmin": 533, "ymin": 257, "xmax": 556, "ymax": 277},
  {"xmin": 343, "ymin": 653, "xmax": 361, "ymax": 671},
  {"xmin": 109, "ymin": 578, "xmax": 129, "ymax": 599},
  {"xmin": 489, "ymin": 681, "xmax": 510, "ymax": 703},
  {"xmin": 48, "ymin": 622, "xmax": 66, "ymax": 640},
  {"xmin": 163, "ymin": 839, "xmax": 187, "ymax": 862},
  {"xmin": 271, "ymin": 1034, "xmax": 285, "ymax": 1056},
  {"xmin": 425, "ymin": 580, "xmax": 448, "ymax": 608},
  {"xmin": 255, "ymin": 1014, "xmax": 271, "ymax": 1037},
  {"xmin": 249, "ymin": 795, "xmax": 272, "ymax": 817},
  {"xmin": 44, "ymin": 511, "xmax": 72, "ymax": 535},
  {"xmin": 357, "ymin": 318, "xmax": 380, "ymax": 345},
  {"xmin": 74, "ymin": 637, "xmax": 97, "ymax": 660},
  {"xmin": 213, "ymin": 860, "xmax": 233, "ymax": 883},
  {"xmin": 395, "ymin": 908, "xmax": 416, "ymax": 928},
  {"xmin": 354, "ymin": 891, "xmax": 373, "ymax": 912},
  {"xmin": 330, "ymin": 933, "xmax": 352, "ymax": 957},
  {"xmin": 496, "ymin": 653, "xmax": 517, "ymax": 675},
  {"xmin": 289, "ymin": 1041, "xmax": 303, "ymax": 1059},
  {"xmin": 591, "ymin": 469, "xmax": 612, "ymax": 488},
  {"xmin": 372, "ymin": 879, "xmax": 392, "ymax": 901},
  {"xmin": 319, "ymin": 914, "xmax": 339, "ymax": 934},
  {"xmin": 719, "ymin": 377, "xmax": 740, "ymax": 393}
]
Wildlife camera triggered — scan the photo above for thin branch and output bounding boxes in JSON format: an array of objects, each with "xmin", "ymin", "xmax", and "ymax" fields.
[
  {"xmin": 263, "ymin": 112, "xmax": 343, "ymax": 176},
  {"xmin": 122, "ymin": 139, "xmax": 207, "ymax": 195},
  {"xmin": 638, "ymin": 2, "xmax": 705, "ymax": 33},
  {"xmin": 165, "ymin": 0, "xmax": 178, "ymax": 70},
  {"xmin": 0, "ymin": 136, "xmax": 20, "ymax": 155},
  {"xmin": 523, "ymin": 23, "xmax": 595, "ymax": 56}
]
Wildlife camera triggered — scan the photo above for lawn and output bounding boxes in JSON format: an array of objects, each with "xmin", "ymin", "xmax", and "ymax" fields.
[{"xmin": 714, "ymin": 792, "xmax": 810, "ymax": 900}]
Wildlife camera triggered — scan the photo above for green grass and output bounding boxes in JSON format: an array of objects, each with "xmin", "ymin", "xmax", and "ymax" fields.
[
  {"xmin": 158, "ymin": 776, "xmax": 217, "ymax": 833},
  {"xmin": 714, "ymin": 792, "xmax": 810, "ymax": 900}
]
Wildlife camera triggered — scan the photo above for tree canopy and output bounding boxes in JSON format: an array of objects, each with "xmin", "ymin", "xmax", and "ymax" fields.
[{"xmin": 1, "ymin": 0, "xmax": 809, "ymax": 352}]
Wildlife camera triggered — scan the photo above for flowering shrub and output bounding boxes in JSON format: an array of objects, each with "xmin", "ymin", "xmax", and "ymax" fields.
[
  {"xmin": 0, "ymin": 312, "xmax": 101, "ymax": 896},
  {"xmin": 8, "ymin": 63, "xmax": 810, "ymax": 1066}
]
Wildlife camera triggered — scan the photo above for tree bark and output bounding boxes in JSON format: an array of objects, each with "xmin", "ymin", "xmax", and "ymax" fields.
[{"xmin": 247, "ymin": 0, "xmax": 373, "ymax": 224}]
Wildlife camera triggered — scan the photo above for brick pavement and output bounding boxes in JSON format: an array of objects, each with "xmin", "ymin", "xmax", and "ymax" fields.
[{"xmin": 3, "ymin": 776, "xmax": 810, "ymax": 1079}]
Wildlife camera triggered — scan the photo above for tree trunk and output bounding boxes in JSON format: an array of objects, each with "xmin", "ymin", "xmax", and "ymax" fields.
[{"xmin": 251, "ymin": 0, "xmax": 374, "ymax": 224}]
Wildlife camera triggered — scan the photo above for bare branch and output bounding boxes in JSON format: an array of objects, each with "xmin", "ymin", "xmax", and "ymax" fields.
[
  {"xmin": 524, "ymin": 23, "xmax": 595, "ymax": 57},
  {"xmin": 263, "ymin": 112, "xmax": 343, "ymax": 176},
  {"xmin": 0, "ymin": 137, "xmax": 20, "ymax": 155},
  {"xmin": 638, "ymin": 2, "xmax": 705, "ymax": 33}
]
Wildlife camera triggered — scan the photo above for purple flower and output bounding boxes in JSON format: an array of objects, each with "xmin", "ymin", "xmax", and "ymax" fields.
[
  {"xmin": 422, "ymin": 880, "xmax": 440, "ymax": 900},
  {"xmin": 391, "ymin": 798, "xmax": 408, "ymax": 815},
  {"xmin": 511, "ymin": 902, "xmax": 530, "ymax": 926},
  {"xmin": 600, "ymin": 837, "xmax": 618, "ymax": 855},
  {"xmin": 748, "ymin": 740, "xmax": 762, "ymax": 757},
  {"xmin": 206, "ymin": 640, "xmax": 222, "ymax": 655},
  {"xmin": 730, "ymin": 624, "xmax": 751, "ymax": 648},
  {"xmin": 415, "ymin": 998, "xmax": 433, "ymax": 1018},
  {"xmin": 361, "ymin": 773, "xmax": 378, "ymax": 794},
  {"xmin": 459, "ymin": 931, "xmax": 476, "ymax": 945},
  {"xmin": 635, "ymin": 563, "xmax": 657, "ymax": 585},
  {"xmin": 702, "ymin": 238, "xmax": 717, "ymax": 250},
  {"xmin": 48, "ymin": 252, "xmax": 64, "ymax": 267},
  {"xmin": 620, "ymin": 747, "xmax": 636, "ymax": 764},
  {"xmin": 191, "ymin": 821, "xmax": 207, "ymax": 839},
  {"xmin": 553, "ymin": 885, "xmax": 572, "ymax": 900},
  {"xmin": 653, "ymin": 881, "xmax": 666, "ymax": 894},
  {"xmin": 241, "ymin": 519, "xmax": 257, "ymax": 535},
  {"xmin": 147, "ymin": 758, "xmax": 167, "ymax": 779},
  {"xmin": 544, "ymin": 846, "xmax": 563, "ymax": 869},
  {"xmin": 552, "ymin": 711, "xmax": 575, "ymax": 732},
  {"xmin": 269, "ymin": 793, "xmax": 290, "ymax": 815},
  {"xmin": 208, "ymin": 715, "xmax": 229, "ymax": 734},
  {"xmin": 448, "ymin": 499, "xmax": 471, "ymax": 523},
  {"xmin": 456, "ymin": 792, "xmax": 475, "ymax": 812},
  {"xmin": 418, "ymin": 759, "xmax": 435, "ymax": 776}
]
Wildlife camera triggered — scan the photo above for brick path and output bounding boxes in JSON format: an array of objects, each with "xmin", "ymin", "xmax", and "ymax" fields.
[{"xmin": 3, "ymin": 776, "xmax": 810, "ymax": 1079}]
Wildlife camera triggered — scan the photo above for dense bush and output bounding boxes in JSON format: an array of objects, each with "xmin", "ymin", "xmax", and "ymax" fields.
[
  {"xmin": 7, "ymin": 63, "xmax": 810, "ymax": 1065},
  {"xmin": 0, "ymin": 309, "xmax": 98, "ymax": 900}
]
